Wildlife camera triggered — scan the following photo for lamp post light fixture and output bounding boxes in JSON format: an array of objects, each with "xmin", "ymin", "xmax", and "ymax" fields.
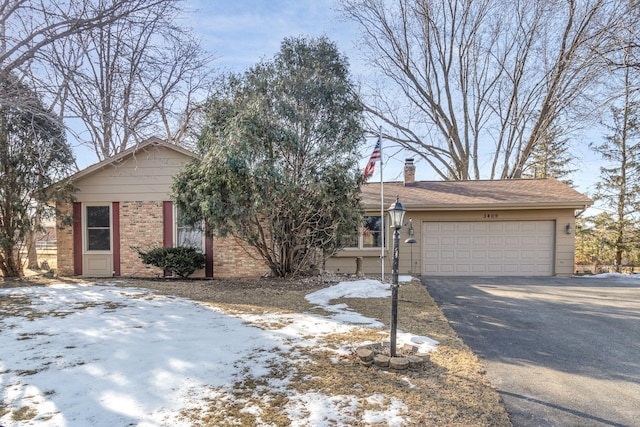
[
  {"xmin": 387, "ymin": 195, "xmax": 405, "ymax": 357},
  {"xmin": 405, "ymin": 218, "xmax": 416, "ymax": 274}
]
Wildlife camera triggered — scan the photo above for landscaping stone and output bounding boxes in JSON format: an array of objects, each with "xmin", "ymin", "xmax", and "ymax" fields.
[
  {"xmin": 401, "ymin": 344, "xmax": 418, "ymax": 353},
  {"xmin": 355, "ymin": 341, "xmax": 426, "ymax": 370},
  {"xmin": 389, "ymin": 357, "xmax": 410, "ymax": 370},
  {"xmin": 356, "ymin": 347, "xmax": 374, "ymax": 362},
  {"xmin": 374, "ymin": 354, "xmax": 390, "ymax": 367},
  {"xmin": 408, "ymin": 356, "xmax": 424, "ymax": 369},
  {"xmin": 415, "ymin": 352, "xmax": 430, "ymax": 362}
]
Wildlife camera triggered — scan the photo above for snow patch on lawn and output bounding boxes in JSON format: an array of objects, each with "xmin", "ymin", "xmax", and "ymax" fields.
[{"xmin": 0, "ymin": 278, "xmax": 436, "ymax": 426}]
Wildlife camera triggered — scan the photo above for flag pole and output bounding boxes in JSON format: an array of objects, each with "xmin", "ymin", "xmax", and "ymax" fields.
[{"xmin": 379, "ymin": 127, "xmax": 385, "ymax": 283}]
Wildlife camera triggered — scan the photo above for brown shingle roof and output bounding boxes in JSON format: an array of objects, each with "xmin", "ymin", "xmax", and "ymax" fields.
[{"xmin": 362, "ymin": 178, "xmax": 592, "ymax": 211}]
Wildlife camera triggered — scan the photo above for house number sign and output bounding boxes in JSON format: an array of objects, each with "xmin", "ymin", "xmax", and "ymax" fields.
[{"xmin": 483, "ymin": 213, "xmax": 499, "ymax": 219}]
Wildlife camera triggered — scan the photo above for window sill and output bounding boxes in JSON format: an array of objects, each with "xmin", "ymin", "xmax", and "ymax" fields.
[{"xmin": 334, "ymin": 247, "xmax": 387, "ymax": 257}]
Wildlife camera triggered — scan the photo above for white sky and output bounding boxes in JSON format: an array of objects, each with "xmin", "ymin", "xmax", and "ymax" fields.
[{"xmin": 0, "ymin": 277, "xmax": 438, "ymax": 426}]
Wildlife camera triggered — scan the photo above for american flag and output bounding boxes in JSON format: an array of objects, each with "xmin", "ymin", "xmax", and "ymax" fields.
[{"xmin": 363, "ymin": 138, "xmax": 381, "ymax": 179}]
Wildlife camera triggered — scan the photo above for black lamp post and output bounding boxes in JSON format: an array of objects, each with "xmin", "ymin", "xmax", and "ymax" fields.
[{"xmin": 387, "ymin": 195, "xmax": 405, "ymax": 357}]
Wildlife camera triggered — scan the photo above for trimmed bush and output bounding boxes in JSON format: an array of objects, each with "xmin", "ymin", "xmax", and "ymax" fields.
[{"xmin": 137, "ymin": 246, "xmax": 205, "ymax": 279}]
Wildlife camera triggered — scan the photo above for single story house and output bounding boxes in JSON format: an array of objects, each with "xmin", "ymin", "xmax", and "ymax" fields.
[
  {"xmin": 56, "ymin": 137, "xmax": 266, "ymax": 278},
  {"xmin": 57, "ymin": 139, "xmax": 592, "ymax": 278},
  {"xmin": 326, "ymin": 159, "xmax": 593, "ymax": 277}
]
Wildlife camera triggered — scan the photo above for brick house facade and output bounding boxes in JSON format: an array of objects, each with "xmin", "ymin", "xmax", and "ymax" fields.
[
  {"xmin": 57, "ymin": 138, "xmax": 267, "ymax": 278},
  {"xmin": 58, "ymin": 138, "xmax": 591, "ymax": 279}
]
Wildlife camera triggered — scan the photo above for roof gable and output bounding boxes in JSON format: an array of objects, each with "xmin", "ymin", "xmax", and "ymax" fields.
[
  {"xmin": 69, "ymin": 137, "xmax": 194, "ymax": 183},
  {"xmin": 362, "ymin": 178, "xmax": 592, "ymax": 210}
]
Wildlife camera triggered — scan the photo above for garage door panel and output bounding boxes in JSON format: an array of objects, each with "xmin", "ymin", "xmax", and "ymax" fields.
[
  {"xmin": 520, "ymin": 222, "xmax": 540, "ymax": 232},
  {"xmin": 504, "ymin": 251, "xmax": 520, "ymax": 261},
  {"xmin": 439, "ymin": 223, "xmax": 456, "ymax": 232},
  {"xmin": 455, "ymin": 264, "xmax": 470, "ymax": 273},
  {"xmin": 423, "ymin": 221, "xmax": 554, "ymax": 276},
  {"xmin": 488, "ymin": 236, "xmax": 503, "ymax": 245},
  {"xmin": 472, "ymin": 223, "xmax": 487, "ymax": 232},
  {"xmin": 488, "ymin": 223, "xmax": 505, "ymax": 233},
  {"xmin": 456, "ymin": 223, "xmax": 473, "ymax": 232},
  {"xmin": 441, "ymin": 250, "xmax": 455, "ymax": 260},
  {"xmin": 505, "ymin": 236, "xmax": 520, "ymax": 245},
  {"xmin": 439, "ymin": 264, "xmax": 455, "ymax": 273},
  {"xmin": 504, "ymin": 223, "xmax": 521, "ymax": 232},
  {"xmin": 487, "ymin": 264, "xmax": 503, "ymax": 273},
  {"xmin": 457, "ymin": 236, "xmax": 472, "ymax": 245},
  {"xmin": 503, "ymin": 264, "xmax": 519, "ymax": 273},
  {"xmin": 471, "ymin": 264, "xmax": 488, "ymax": 273},
  {"xmin": 441, "ymin": 237, "xmax": 455, "ymax": 246},
  {"xmin": 473, "ymin": 236, "xmax": 487, "ymax": 245}
]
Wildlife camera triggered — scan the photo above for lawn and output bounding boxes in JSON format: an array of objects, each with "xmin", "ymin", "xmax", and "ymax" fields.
[{"xmin": 0, "ymin": 275, "xmax": 510, "ymax": 426}]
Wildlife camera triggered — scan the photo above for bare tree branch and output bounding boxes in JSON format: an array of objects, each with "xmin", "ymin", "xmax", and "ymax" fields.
[{"xmin": 341, "ymin": 0, "xmax": 627, "ymax": 179}]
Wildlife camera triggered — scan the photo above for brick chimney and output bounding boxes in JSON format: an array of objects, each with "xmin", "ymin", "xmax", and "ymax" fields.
[{"xmin": 404, "ymin": 158, "xmax": 415, "ymax": 185}]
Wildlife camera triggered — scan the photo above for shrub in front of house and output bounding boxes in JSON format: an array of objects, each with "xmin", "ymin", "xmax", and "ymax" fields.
[{"xmin": 137, "ymin": 246, "xmax": 205, "ymax": 278}]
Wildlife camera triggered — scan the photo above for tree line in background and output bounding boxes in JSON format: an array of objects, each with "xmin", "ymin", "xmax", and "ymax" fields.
[
  {"xmin": 2, "ymin": 0, "xmax": 640, "ymax": 276},
  {"xmin": 341, "ymin": 0, "xmax": 640, "ymax": 273},
  {"xmin": 1, "ymin": 0, "xmax": 213, "ymax": 276}
]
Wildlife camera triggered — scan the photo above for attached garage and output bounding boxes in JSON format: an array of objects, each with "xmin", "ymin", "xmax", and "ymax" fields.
[
  {"xmin": 327, "ymin": 159, "xmax": 593, "ymax": 278},
  {"xmin": 422, "ymin": 221, "xmax": 555, "ymax": 276}
]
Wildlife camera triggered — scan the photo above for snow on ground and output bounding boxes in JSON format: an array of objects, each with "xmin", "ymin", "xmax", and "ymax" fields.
[
  {"xmin": 577, "ymin": 272, "xmax": 640, "ymax": 280},
  {"xmin": 0, "ymin": 278, "xmax": 436, "ymax": 426}
]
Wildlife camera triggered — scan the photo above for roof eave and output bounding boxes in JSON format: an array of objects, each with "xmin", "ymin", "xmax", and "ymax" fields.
[
  {"xmin": 65, "ymin": 137, "xmax": 195, "ymax": 183},
  {"xmin": 364, "ymin": 201, "xmax": 593, "ymax": 211}
]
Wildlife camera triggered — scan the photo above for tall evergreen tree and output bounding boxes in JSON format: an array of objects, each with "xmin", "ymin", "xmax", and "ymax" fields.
[
  {"xmin": 591, "ymin": 101, "xmax": 640, "ymax": 272},
  {"xmin": 522, "ymin": 125, "xmax": 576, "ymax": 185},
  {"xmin": 172, "ymin": 36, "xmax": 365, "ymax": 277},
  {"xmin": 0, "ymin": 74, "xmax": 75, "ymax": 277}
]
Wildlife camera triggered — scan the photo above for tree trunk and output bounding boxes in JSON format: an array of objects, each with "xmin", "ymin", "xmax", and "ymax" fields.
[
  {"xmin": 2, "ymin": 246, "xmax": 23, "ymax": 277},
  {"xmin": 27, "ymin": 231, "xmax": 39, "ymax": 270}
]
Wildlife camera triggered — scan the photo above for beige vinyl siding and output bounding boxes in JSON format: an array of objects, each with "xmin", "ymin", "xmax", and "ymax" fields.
[
  {"xmin": 72, "ymin": 146, "xmax": 190, "ymax": 202},
  {"xmin": 326, "ymin": 208, "xmax": 578, "ymax": 277}
]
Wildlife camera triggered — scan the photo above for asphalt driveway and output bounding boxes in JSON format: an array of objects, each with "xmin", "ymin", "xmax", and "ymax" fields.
[{"xmin": 421, "ymin": 275, "xmax": 640, "ymax": 427}]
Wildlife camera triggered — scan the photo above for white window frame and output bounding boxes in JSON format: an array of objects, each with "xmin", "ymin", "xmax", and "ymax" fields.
[
  {"xmin": 346, "ymin": 215, "xmax": 387, "ymax": 250},
  {"xmin": 83, "ymin": 203, "xmax": 112, "ymax": 253},
  {"xmin": 173, "ymin": 206, "xmax": 205, "ymax": 252}
]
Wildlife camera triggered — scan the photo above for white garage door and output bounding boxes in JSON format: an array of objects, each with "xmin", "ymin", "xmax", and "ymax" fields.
[{"xmin": 422, "ymin": 221, "xmax": 555, "ymax": 276}]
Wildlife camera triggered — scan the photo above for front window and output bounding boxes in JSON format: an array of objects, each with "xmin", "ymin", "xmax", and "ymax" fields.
[
  {"xmin": 175, "ymin": 207, "xmax": 204, "ymax": 251},
  {"xmin": 86, "ymin": 205, "xmax": 110, "ymax": 251},
  {"xmin": 348, "ymin": 215, "xmax": 386, "ymax": 249}
]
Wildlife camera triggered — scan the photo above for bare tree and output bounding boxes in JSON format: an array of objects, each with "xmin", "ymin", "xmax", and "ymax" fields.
[
  {"xmin": 590, "ymin": 6, "xmax": 640, "ymax": 273},
  {"xmin": 0, "ymin": 0, "xmax": 170, "ymax": 80},
  {"xmin": 43, "ymin": 1, "xmax": 213, "ymax": 159},
  {"xmin": 341, "ymin": 0, "xmax": 626, "ymax": 179},
  {"xmin": 0, "ymin": 72, "xmax": 74, "ymax": 277},
  {"xmin": 0, "ymin": 0, "xmax": 197, "ymax": 275}
]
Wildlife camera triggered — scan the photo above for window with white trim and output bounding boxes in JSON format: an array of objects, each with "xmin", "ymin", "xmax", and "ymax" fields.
[
  {"xmin": 85, "ymin": 205, "xmax": 111, "ymax": 251},
  {"xmin": 348, "ymin": 215, "xmax": 386, "ymax": 249},
  {"xmin": 175, "ymin": 207, "xmax": 204, "ymax": 251}
]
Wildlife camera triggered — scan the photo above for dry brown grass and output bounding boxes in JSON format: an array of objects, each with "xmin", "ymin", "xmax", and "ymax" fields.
[{"xmin": 1, "ymin": 274, "xmax": 511, "ymax": 426}]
